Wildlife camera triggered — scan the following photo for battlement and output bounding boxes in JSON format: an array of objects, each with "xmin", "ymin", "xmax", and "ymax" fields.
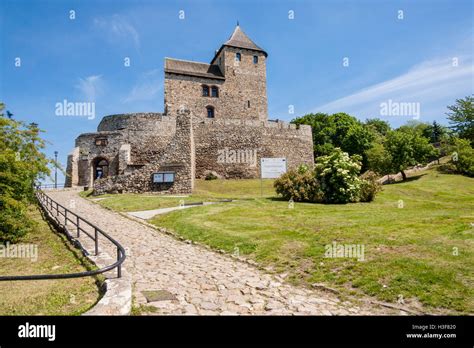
[
  {"xmin": 98, "ymin": 112, "xmax": 174, "ymax": 132},
  {"xmin": 198, "ymin": 117, "xmax": 312, "ymax": 136}
]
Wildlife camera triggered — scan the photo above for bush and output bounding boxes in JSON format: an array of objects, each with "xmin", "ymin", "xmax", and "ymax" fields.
[
  {"xmin": 205, "ymin": 172, "xmax": 218, "ymax": 180},
  {"xmin": 275, "ymin": 149, "xmax": 382, "ymax": 204},
  {"xmin": 274, "ymin": 165, "xmax": 323, "ymax": 202},
  {"xmin": 450, "ymin": 138, "xmax": 474, "ymax": 177},
  {"xmin": 314, "ymin": 148, "xmax": 362, "ymax": 203},
  {"xmin": 359, "ymin": 171, "xmax": 381, "ymax": 202}
]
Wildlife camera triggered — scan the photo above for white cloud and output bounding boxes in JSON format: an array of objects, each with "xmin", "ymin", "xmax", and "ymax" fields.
[
  {"xmin": 75, "ymin": 75, "xmax": 103, "ymax": 101},
  {"xmin": 123, "ymin": 69, "xmax": 162, "ymax": 103},
  {"xmin": 313, "ymin": 55, "xmax": 473, "ymax": 122},
  {"xmin": 94, "ymin": 14, "xmax": 140, "ymax": 49}
]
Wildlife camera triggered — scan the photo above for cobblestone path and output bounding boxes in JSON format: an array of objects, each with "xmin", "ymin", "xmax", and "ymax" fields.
[{"xmin": 46, "ymin": 190, "xmax": 397, "ymax": 315}]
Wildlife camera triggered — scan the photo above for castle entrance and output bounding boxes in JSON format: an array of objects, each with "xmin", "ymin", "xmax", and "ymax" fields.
[{"xmin": 93, "ymin": 158, "xmax": 109, "ymax": 181}]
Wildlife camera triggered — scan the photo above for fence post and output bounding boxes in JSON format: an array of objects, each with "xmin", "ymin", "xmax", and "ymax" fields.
[
  {"xmin": 94, "ymin": 228, "xmax": 99, "ymax": 256},
  {"xmin": 65, "ymin": 209, "xmax": 68, "ymax": 225},
  {"xmin": 76, "ymin": 216, "xmax": 80, "ymax": 238},
  {"xmin": 117, "ymin": 248, "xmax": 122, "ymax": 278}
]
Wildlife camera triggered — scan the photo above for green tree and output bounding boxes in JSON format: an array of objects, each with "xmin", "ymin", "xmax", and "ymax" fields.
[
  {"xmin": 365, "ymin": 141, "xmax": 392, "ymax": 176},
  {"xmin": 385, "ymin": 130, "xmax": 436, "ymax": 180},
  {"xmin": 292, "ymin": 112, "xmax": 374, "ymax": 169},
  {"xmin": 0, "ymin": 103, "xmax": 51, "ymax": 242},
  {"xmin": 446, "ymin": 96, "xmax": 474, "ymax": 144},
  {"xmin": 364, "ymin": 118, "xmax": 391, "ymax": 137}
]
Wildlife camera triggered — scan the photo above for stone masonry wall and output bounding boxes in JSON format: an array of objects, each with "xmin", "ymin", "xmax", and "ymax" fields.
[
  {"xmin": 194, "ymin": 119, "xmax": 313, "ymax": 179},
  {"xmin": 164, "ymin": 48, "xmax": 267, "ymax": 121},
  {"xmin": 72, "ymin": 113, "xmax": 175, "ymax": 187},
  {"xmin": 93, "ymin": 109, "xmax": 194, "ymax": 195}
]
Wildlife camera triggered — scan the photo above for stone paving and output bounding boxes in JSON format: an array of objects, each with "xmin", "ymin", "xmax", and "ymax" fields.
[{"xmin": 47, "ymin": 189, "xmax": 399, "ymax": 315}]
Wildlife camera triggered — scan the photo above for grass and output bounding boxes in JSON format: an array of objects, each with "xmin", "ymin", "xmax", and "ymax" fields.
[
  {"xmin": 0, "ymin": 205, "xmax": 102, "ymax": 315},
  {"xmin": 85, "ymin": 169, "xmax": 474, "ymax": 313},
  {"xmin": 147, "ymin": 170, "xmax": 473, "ymax": 314},
  {"xmin": 81, "ymin": 179, "xmax": 275, "ymax": 212}
]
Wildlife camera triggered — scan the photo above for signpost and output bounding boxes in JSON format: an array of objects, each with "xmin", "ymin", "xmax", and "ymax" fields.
[{"xmin": 260, "ymin": 158, "xmax": 287, "ymax": 196}]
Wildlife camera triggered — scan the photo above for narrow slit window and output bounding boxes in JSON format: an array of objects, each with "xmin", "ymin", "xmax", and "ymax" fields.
[{"xmin": 206, "ymin": 106, "xmax": 215, "ymax": 118}]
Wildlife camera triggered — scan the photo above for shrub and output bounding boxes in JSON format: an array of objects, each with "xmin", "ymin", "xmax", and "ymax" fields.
[
  {"xmin": 314, "ymin": 148, "xmax": 363, "ymax": 203},
  {"xmin": 274, "ymin": 165, "xmax": 323, "ymax": 202},
  {"xmin": 450, "ymin": 138, "xmax": 474, "ymax": 177},
  {"xmin": 205, "ymin": 172, "xmax": 218, "ymax": 180},
  {"xmin": 359, "ymin": 171, "xmax": 381, "ymax": 202}
]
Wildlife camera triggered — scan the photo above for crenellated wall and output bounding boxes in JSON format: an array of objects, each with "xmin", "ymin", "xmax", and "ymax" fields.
[{"xmin": 194, "ymin": 118, "xmax": 313, "ymax": 178}]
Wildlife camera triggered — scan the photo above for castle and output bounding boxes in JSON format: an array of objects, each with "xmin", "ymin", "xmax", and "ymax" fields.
[{"xmin": 65, "ymin": 25, "xmax": 314, "ymax": 194}]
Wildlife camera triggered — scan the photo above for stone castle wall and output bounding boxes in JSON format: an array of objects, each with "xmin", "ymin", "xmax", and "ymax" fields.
[
  {"xmin": 73, "ymin": 113, "xmax": 176, "ymax": 187},
  {"xmin": 194, "ymin": 119, "xmax": 313, "ymax": 178},
  {"xmin": 66, "ymin": 111, "xmax": 314, "ymax": 190},
  {"xmin": 93, "ymin": 110, "xmax": 195, "ymax": 195}
]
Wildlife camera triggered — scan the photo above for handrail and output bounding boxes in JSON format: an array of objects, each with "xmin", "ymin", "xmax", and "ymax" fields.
[{"xmin": 0, "ymin": 189, "xmax": 126, "ymax": 281}]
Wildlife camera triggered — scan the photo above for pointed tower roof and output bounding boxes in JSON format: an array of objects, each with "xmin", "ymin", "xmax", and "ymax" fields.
[
  {"xmin": 224, "ymin": 25, "xmax": 267, "ymax": 55},
  {"xmin": 211, "ymin": 24, "xmax": 267, "ymax": 64}
]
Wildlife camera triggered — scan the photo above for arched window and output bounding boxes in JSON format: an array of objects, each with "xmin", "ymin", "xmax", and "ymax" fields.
[
  {"xmin": 206, "ymin": 106, "xmax": 215, "ymax": 118},
  {"xmin": 235, "ymin": 52, "xmax": 241, "ymax": 62},
  {"xmin": 202, "ymin": 85, "xmax": 209, "ymax": 97},
  {"xmin": 211, "ymin": 86, "xmax": 219, "ymax": 98},
  {"xmin": 253, "ymin": 55, "xmax": 258, "ymax": 64}
]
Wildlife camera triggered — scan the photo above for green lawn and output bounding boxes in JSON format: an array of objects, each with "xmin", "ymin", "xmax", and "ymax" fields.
[
  {"xmin": 0, "ymin": 205, "xmax": 102, "ymax": 315},
  {"xmin": 88, "ymin": 170, "xmax": 474, "ymax": 314},
  {"xmin": 81, "ymin": 179, "xmax": 275, "ymax": 212}
]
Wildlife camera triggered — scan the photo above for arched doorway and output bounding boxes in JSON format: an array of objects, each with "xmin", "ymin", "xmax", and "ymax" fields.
[{"xmin": 93, "ymin": 158, "xmax": 109, "ymax": 181}]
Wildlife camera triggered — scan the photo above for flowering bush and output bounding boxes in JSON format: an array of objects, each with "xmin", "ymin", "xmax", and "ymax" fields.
[{"xmin": 314, "ymin": 148, "xmax": 363, "ymax": 203}]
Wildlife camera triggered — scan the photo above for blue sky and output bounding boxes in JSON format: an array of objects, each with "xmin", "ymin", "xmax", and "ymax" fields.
[{"xmin": 1, "ymin": 0, "xmax": 473, "ymax": 183}]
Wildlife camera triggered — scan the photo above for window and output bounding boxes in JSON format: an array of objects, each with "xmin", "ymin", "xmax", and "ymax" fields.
[
  {"xmin": 247, "ymin": 100, "xmax": 251, "ymax": 108},
  {"xmin": 153, "ymin": 172, "xmax": 175, "ymax": 183},
  {"xmin": 95, "ymin": 137, "xmax": 108, "ymax": 146},
  {"xmin": 206, "ymin": 106, "xmax": 215, "ymax": 118},
  {"xmin": 202, "ymin": 85, "xmax": 209, "ymax": 97},
  {"xmin": 253, "ymin": 55, "xmax": 258, "ymax": 64},
  {"xmin": 211, "ymin": 86, "xmax": 219, "ymax": 98},
  {"xmin": 235, "ymin": 52, "xmax": 241, "ymax": 62}
]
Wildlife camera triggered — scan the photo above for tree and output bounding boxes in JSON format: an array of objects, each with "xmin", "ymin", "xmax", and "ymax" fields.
[
  {"xmin": 385, "ymin": 130, "xmax": 436, "ymax": 180},
  {"xmin": 0, "ymin": 103, "xmax": 51, "ymax": 242},
  {"xmin": 420, "ymin": 121, "xmax": 448, "ymax": 144},
  {"xmin": 365, "ymin": 141, "xmax": 392, "ymax": 176},
  {"xmin": 364, "ymin": 118, "xmax": 391, "ymax": 137},
  {"xmin": 292, "ymin": 112, "xmax": 374, "ymax": 169},
  {"xmin": 446, "ymin": 96, "xmax": 474, "ymax": 144}
]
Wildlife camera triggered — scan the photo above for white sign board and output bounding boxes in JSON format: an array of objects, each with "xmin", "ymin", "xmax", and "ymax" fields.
[{"xmin": 261, "ymin": 158, "xmax": 287, "ymax": 179}]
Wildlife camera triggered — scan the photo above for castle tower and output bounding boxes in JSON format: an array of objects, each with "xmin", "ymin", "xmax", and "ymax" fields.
[
  {"xmin": 164, "ymin": 24, "xmax": 268, "ymax": 120},
  {"xmin": 210, "ymin": 25, "xmax": 268, "ymax": 121}
]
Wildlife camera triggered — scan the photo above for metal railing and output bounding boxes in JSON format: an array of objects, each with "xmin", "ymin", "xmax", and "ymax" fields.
[{"xmin": 0, "ymin": 189, "xmax": 126, "ymax": 281}]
